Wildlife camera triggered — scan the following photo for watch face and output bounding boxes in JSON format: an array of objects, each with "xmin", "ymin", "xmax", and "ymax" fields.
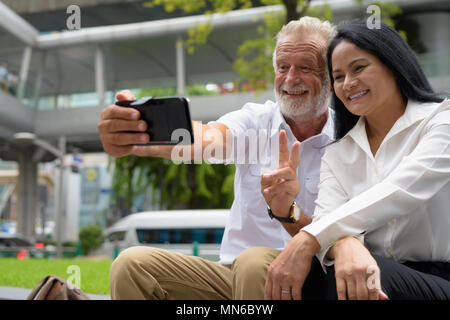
[{"xmin": 293, "ymin": 204, "xmax": 301, "ymax": 221}]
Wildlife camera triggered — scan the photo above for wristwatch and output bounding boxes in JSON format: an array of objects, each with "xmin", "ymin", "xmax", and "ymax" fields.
[{"xmin": 267, "ymin": 201, "xmax": 301, "ymax": 224}]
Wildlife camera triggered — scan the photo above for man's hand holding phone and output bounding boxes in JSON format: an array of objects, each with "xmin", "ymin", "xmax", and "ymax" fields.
[
  {"xmin": 98, "ymin": 90, "xmax": 172, "ymax": 158},
  {"xmin": 99, "ymin": 89, "xmax": 231, "ymax": 162}
]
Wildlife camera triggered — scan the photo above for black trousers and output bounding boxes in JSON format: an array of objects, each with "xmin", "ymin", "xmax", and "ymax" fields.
[{"xmin": 302, "ymin": 255, "xmax": 450, "ymax": 300}]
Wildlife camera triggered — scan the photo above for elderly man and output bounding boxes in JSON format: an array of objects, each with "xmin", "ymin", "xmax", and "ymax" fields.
[{"xmin": 97, "ymin": 16, "xmax": 335, "ymax": 300}]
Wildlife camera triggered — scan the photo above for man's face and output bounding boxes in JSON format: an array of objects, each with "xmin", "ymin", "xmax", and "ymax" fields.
[{"xmin": 274, "ymin": 33, "xmax": 329, "ymax": 120}]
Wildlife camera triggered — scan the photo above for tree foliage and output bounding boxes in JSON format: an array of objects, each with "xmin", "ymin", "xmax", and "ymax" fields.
[
  {"xmin": 79, "ymin": 225, "xmax": 103, "ymax": 256},
  {"xmin": 144, "ymin": 0, "xmax": 403, "ymax": 91},
  {"xmin": 111, "ymin": 86, "xmax": 235, "ymax": 212},
  {"xmin": 112, "ymin": 155, "xmax": 236, "ymax": 210}
]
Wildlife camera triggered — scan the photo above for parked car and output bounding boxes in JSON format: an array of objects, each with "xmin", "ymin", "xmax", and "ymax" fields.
[
  {"xmin": 0, "ymin": 232, "xmax": 33, "ymax": 247},
  {"xmin": 98, "ymin": 209, "xmax": 229, "ymax": 261},
  {"xmin": 0, "ymin": 232, "xmax": 35, "ymax": 258}
]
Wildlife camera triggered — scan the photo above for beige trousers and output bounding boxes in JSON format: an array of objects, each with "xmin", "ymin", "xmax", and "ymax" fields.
[{"xmin": 109, "ymin": 246, "xmax": 281, "ymax": 300}]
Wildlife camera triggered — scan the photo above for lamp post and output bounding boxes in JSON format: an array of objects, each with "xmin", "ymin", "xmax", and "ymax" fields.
[{"xmin": 13, "ymin": 133, "xmax": 66, "ymax": 258}]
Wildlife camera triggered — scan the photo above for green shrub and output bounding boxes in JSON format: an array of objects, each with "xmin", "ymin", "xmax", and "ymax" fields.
[
  {"xmin": 62, "ymin": 241, "xmax": 77, "ymax": 247},
  {"xmin": 79, "ymin": 225, "xmax": 103, "ymax": 256}
]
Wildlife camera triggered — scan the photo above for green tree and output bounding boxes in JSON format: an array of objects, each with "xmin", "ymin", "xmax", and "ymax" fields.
[
  {"xmin": 110, "ymin": 87, "xmax": 235, "ymax": 212},
  {"xmin": 79, "ymin": 225, "xmax": 104, "ymax": 256},
  {"xmin": 143, "ymin": 0, "xmax": 403, "ymax": 91},
  {"xmin": 111, "ymin": 155, "xmax": 236, "ymax": 210}
]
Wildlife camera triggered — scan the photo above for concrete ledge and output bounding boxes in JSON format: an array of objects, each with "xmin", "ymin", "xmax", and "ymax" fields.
[{"xmin": 0, "ymin": 286, "xmax": 110, "ymax": 300}]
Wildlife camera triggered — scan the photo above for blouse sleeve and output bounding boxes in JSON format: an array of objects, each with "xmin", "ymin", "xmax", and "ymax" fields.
[{"xmin": 302, "ymin": 108, "xmax": 450, "ymax": 268}]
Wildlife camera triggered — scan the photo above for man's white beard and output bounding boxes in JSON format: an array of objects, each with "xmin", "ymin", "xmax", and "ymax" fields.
[{"xmin": 276, "ymin": 79, "xmax": 330, "ymax": 122}]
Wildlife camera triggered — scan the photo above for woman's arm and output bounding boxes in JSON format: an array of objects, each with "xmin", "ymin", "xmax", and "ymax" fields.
[
  {"xmin": 303, "ymin": 121, "xmax": 450, "ymax": 266},
  {"xmin": 327, "ymin": 236, "xmax": 388, "ymax": 300}
]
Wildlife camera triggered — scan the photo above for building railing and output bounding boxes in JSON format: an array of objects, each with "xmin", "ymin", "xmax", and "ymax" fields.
[{"xmin": 0, "ymin": 246, "xmax": 77, "ymax": 258}]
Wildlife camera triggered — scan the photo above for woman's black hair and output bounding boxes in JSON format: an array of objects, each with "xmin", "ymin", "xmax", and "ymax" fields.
[{"xmin": 327, "ymin": 19, "xmax": 444, "ymax": 140}]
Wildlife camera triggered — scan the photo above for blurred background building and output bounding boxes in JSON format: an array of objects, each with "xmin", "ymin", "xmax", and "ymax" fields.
[{"xmin": 0, "ymin": 0, "xmax": 448, "ymax": 242}]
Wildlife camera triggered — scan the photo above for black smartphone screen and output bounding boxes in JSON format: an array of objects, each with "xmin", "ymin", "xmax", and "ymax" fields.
[{"xmin": 116, "ymin": 96, "xmax": 194, "ymax": 145}]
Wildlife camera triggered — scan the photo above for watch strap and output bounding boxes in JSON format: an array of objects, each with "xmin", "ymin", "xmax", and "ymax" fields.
[{"xmin": 267, "ymin": 206, "xmax": 295, "ymax": 223}]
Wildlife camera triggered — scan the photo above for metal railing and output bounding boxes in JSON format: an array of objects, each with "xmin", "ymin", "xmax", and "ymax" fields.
[{"xmin": 0, "ymin": 246, "xmax": 77, "ymax": 259}]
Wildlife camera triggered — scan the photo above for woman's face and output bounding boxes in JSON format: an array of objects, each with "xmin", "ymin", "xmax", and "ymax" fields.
[{"xmin": 331, "ymin": 40, "xmax": 401, "ymax": 118}]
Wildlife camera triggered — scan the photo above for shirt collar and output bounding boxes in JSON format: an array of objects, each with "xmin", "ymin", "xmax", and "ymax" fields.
[
  {"xmin": 271, "ymin": 104, "xmax": 286, "ymax": 137},
  {"xmin": 321, "ymin": 108, "xmax": 335, "ymax": 141},
  {"xmin": 387, "ymin": 99, "xmax": 439, "ymax": 138},
  {"xmin": 347, "ymin": 99, "xmax": 440, "ymax": 152},
  {"xmin": 272, "ymin": 102, "xmax": 335, "ymax": 142}
]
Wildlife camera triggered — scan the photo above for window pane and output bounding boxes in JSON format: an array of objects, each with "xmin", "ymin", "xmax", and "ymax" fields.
[
  {"xmin": 136, "ymin": 228, "xmax": 224, "ymax": 244},
  {"xmin": 107, "ymin": 231, "xmax": 126, "ymax": 242}
]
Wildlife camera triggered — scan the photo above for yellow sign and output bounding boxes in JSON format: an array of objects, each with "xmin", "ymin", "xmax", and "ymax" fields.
[{"xmin": 85, "ymin": 168, "xmax": 98, "ymax": 181}]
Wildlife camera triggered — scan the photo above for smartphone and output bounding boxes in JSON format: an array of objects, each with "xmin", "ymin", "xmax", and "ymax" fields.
[{"xmin": 116, "ymin": 96, "xmax": 194, "ymax": 145}]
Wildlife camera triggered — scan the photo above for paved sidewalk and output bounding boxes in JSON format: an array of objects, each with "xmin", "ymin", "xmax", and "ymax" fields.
[{"xmin": 0, "ymin": 286, "xmax": 110, "ymax": 300}]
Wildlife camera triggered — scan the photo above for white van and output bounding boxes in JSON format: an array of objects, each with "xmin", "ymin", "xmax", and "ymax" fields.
[{"xmin": 101, "ymin": 209, "xmax": 229, "ymax": 261}]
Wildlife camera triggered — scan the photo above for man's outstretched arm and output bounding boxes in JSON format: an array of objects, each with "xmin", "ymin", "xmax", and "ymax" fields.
[{"xmin": 98, "ymin": 90, "xmax": 231, "ymax": 161}]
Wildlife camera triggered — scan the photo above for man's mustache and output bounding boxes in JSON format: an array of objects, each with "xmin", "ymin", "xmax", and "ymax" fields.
[{"xmin": 279, "ymin": 84, "xmax": 311, "ymax": 93}]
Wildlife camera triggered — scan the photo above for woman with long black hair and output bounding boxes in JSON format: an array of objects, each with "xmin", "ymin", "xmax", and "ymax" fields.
[{"xmin": 262, "ymin": 19, "xmax": 450, "ymax": 300}]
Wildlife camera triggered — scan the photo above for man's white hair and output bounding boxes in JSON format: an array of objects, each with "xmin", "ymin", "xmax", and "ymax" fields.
[{"xmin": 272, "ymin": 16, "xmax": 336, "ymax": 70}]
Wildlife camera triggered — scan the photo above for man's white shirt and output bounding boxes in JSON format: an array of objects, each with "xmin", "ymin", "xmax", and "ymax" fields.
[
  {"xmin": 302, "ymin": 99, "xmax": 450, "ymax": 268},
  {"xmin": 208, "ymin": 100, "xmax": 334, "ymax": 265}
]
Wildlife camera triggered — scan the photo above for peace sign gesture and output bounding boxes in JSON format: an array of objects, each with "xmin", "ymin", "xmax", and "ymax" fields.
[{"xmin": 261, "ymin": 130, "xmax": 301, "ymax": 220}]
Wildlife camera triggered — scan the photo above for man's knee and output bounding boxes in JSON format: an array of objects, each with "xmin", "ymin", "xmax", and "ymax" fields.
[
  {"xmin": 232, "ymin": 246, "xmax": 280, "ymax": 283},
  {"xmin": 110, "ymin": 246, "xmax": 169, "ymax": 299},
  {"xmin": 232, "ymin": 246, "xmax": 280, "ymax": 299},
  {"xmin": 110, "ymin": 246, "xmax": 156, "ymax": 283},
  {"xmin": 233, "ymin": 246, "xmax": 279, "ymax": 274}
]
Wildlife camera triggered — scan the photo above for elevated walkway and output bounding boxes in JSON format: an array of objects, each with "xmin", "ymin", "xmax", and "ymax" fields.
[{"xmin": 0, "ymin": 87, "xmax": 275, "ymax": 161}]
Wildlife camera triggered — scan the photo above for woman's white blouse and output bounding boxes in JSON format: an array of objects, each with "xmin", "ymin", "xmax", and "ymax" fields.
[{"xmin": 302, "ymin": 99, "xmax": 450, "ymax": 267}]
